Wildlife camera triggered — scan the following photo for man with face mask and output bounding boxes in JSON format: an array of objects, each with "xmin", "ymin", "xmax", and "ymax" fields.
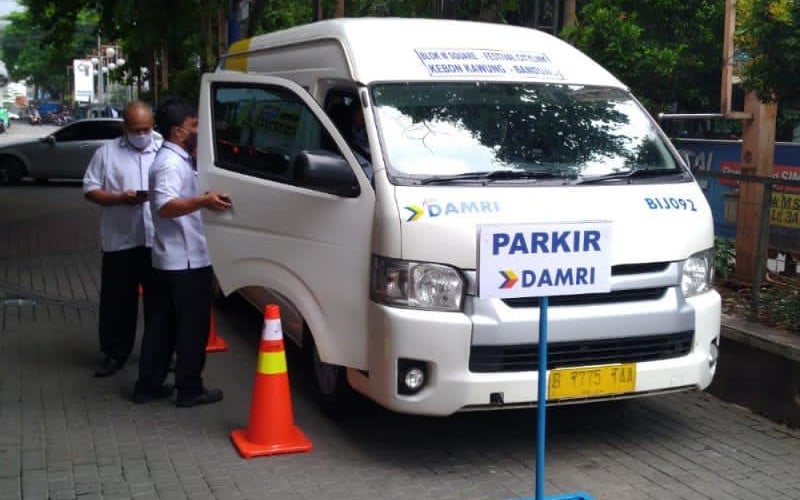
[
  {"xmin": 83, "ymin": 100, "xmax": 161, "ymax": 378},
  {"xmin": 132, "ymin": 97, "xmax": 231, "ymax": 406}
]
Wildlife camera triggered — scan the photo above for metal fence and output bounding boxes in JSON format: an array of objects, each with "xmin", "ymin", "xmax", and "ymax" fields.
[{"xmin": 693, "ymin": 169, "xmax": 800, "ymax": 309}]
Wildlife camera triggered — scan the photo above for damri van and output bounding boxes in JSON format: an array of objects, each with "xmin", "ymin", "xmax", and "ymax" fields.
[{"xmin": 199, "ymin": 18, "xmax": 721, "ymax": 416}]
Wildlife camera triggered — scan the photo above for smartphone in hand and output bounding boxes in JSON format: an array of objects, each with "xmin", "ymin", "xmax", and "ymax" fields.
[{"xmin": 135, "ymin": 190, "xmax": 149, "ymax": 200}]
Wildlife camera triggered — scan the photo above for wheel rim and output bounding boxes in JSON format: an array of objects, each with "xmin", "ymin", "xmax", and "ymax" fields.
[{"xmin": 312, "ymin": 344, "xmax": 339, "ymax": 396}]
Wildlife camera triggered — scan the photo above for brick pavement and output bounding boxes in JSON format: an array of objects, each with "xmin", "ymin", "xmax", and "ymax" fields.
[{"xmin": 1, "ymin": 185, "xmax": 799, "ymax": 500}]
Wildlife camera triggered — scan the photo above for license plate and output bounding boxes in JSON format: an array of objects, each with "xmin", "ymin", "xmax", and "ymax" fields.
[{"xmin": 548, "ymin": 364, "xmax": 636, "ymax": 400}]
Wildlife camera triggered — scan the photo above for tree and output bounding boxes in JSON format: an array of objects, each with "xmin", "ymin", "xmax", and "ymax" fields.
[
  {"xmin": 97, "ymin": 0, "xmax": 230, "ymax": 102},
  {"xmin": 246, "ymin": 0, "xmax": 312, "ymax": 35},
  {"xmin": 735, "ymin": 0, "xmax": 800, "ymax": 103},
  {"xmin": 0, "ymin": 7, "xmax": 98, "ymax": 98},
  {"xmin": 563, "ymin": 0, "xmax": 724, "ymax": 114}
]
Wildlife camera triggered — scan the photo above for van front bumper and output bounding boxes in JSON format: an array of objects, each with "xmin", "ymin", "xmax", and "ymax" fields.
[{"xmin": 355, "ymin": 291, "xmax": 721, "ymax": 416}]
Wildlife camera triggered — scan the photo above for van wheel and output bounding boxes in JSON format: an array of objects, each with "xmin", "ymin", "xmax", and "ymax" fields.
[
  {"xmin": 307, "ymin": 330, "xmax": 355, "ymax": 416},
  {"xmin": 0, "ymin": 157, "xmax": 25, "ymax": 185}
]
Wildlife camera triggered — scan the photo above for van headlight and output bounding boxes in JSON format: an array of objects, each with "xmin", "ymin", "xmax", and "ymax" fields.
[
  {"xmin": 681, "ymin": 248, "xmax": 715, "ymax": 297},
  {"xmin": 371, "ymin": 256, "xmax": 464, "ymax": 311}
]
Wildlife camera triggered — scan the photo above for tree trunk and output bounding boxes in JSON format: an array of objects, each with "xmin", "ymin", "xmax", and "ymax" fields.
[
  {"xmin": 248, "ymin": 0, "xmax": 266, "ymax": 37},
  {"xmin": 312, "ymin": 0, "xmax": 323, "ymax": 21},
  {"xmin": 335, "ymin": 0, "xmax": 345, "ymax": 18},
  {"xmin": 160, "ymin": 45, "xmax": 169, "ymax": 93}
]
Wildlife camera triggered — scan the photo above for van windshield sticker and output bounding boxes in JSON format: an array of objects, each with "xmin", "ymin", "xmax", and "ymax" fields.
[
  {"xmin": 414, "ymin": 49, "xmax": 564, "ymax": 80},
  {"xmin": 404, "ymin": 200, "xmax": 501, "ymax": 222}
]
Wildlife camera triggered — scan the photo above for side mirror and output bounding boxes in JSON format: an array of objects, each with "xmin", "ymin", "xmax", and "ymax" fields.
[
  {"xmin": 40, "ymin": 135, "xmax": 56, "ymax": 144},
  {"xmin": 292, "ymin": 150, "xmax": 360, "ymax": 198}
]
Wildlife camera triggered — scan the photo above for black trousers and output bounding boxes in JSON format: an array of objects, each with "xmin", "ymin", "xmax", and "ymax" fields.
[
  {"xmin": 98, "ymin": 247, "xmax": 152, "ymax": 362},
  {"xmin": 136, "ymin": 265, "xmax": 213, "ymax": 397}
]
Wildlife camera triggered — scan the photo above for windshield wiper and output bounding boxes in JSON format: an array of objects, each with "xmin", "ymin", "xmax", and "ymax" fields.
[
  {"xmin": 573, "ymin": 168, "xmax": 688, "ymax": 185},
  {"xmin": 419, "ymin": 169, "xmax": 571, "ymax": 185}
]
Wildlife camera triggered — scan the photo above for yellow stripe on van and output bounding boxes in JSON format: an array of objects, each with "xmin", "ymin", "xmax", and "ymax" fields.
[
  {"xmin": 257, "ymin": 351, "xmax": 287, "ymax": 375},
  {"xmin": 224, "ymin": 38, "xmax": 252, "ymax": 72}
]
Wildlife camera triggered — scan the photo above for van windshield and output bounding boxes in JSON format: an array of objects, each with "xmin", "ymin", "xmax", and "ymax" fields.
[{"xmin": 370, "ymin": 83, "xmax": 683, "ymax": 183}]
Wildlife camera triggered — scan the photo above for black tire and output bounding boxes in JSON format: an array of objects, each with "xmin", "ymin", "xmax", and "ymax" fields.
[
  {"xmin": 0, "ymin": 157, "xmax": 25, "ymax": 185},
  {"xmin": 306, "ymin": 327, "xmax": 356, "ymax": 417}
]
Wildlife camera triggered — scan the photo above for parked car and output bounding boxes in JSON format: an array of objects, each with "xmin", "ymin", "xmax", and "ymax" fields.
[{"xmin": 0, "ymin": 118, "xmax": 123, "ymax": 184}]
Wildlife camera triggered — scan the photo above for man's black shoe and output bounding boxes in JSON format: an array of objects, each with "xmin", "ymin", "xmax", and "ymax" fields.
[
  {"xmin": 130, "ymin": 384, "xmax": 174, "ymax": 404},
  {"xmin": 94, "ymin": 357, "xmax": 124, "ymax": 378},
  {"xmin": 176, "ymin": 388, "xmax": 224, "ymax": 408}
]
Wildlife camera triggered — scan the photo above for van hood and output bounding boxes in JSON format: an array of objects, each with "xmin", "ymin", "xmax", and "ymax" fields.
[{"xmin": 395, "ymin": 182, "xmax": 713, "ymax": 269}]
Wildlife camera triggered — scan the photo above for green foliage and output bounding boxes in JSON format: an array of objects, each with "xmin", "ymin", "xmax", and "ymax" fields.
[
  {"xmin": 563, "ymin": 0, "xmax": 724, "ymax": 114},
  {"xmin": 758, "ymin": 285, "xmax": 800, "ymax": 331},
  {"xmin": 736, "ymin": 0, "xmax": 800, "ymax": 102},
  {"xmin": 0, "ymin": 7, "xmax": 98, "ymax": 97},
  {"xmin": 249, "ymin": 0, "xmax": 313, "ymax": 35},
  {"xmin": 714, "ymin": 236, "xmax": 736, "ymax": 280}
]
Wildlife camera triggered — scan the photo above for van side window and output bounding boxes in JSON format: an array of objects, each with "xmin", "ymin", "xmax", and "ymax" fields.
[{"xmin": 212, "ymin": 84, "xmax": 342, "ymax": 186}]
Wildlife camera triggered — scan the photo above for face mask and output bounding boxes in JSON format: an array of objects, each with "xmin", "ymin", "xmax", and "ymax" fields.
[
  {"xmin": 127, "ymin": 132, "xmax": 152, "ymax": 150},
  {"xmin": 177, "ymin": 126, "xmax": 198, "ymax": 152}
]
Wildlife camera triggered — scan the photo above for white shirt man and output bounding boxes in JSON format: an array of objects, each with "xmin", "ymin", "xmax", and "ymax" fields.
[
  {"xmin": 149, "ymin": 142, "xmax": 211, "ymax": 270},
  {"xmin": 83, "ymin": 101, "xmax": 160, "ymax": 378},
  {"xmin": 133, "ymin": 97, "xmax": 231, "ymax": 407}
]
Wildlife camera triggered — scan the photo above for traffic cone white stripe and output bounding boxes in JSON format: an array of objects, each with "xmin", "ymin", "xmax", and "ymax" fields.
[{"xmin": 261, "ymin": 318, "xmax": 283, "ymax": 341}]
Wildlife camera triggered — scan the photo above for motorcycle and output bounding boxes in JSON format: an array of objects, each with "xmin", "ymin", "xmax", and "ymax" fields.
[{"xmin": 29, "ymin": 110, "xmax": 41, "ymax": 125}]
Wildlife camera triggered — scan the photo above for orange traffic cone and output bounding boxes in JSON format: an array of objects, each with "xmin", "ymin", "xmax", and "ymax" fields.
[
  {"xmin": 205, "ymin": 309, "xmax": 228, "ymax": 352},
  {"xmin": 230, "ymin": 304, "xmax": 312, "ymax": 458}
]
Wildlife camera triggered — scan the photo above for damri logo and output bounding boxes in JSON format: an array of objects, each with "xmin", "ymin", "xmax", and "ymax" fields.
[
  {"xmin": 499, "ymin": 270, "xmax": 519, "ymax": 289},
  {"xmin": 404, "ymin": 200, "xmax": 501, "ymax": 222},
  {"xmin": 404, "ymin": 205, "xmax": 425, "ymax": 222}
]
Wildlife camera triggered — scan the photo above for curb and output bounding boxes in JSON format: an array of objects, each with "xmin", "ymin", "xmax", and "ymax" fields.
[
  {"xmin": 720, "ymin": 314, "xmax": 800, "ymax": 363},
  {"xmin": 713, "ymin": 314, "xmax": 799, "ymax": 428}
]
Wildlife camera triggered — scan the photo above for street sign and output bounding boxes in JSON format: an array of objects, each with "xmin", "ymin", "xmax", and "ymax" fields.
[
  {"xmin": 478, "ymin": 221, "xmax": 612, "ymax": 299},
  {"xmin": 478, "ymin": 221, "xmax": 610, "ymax": 500},
  {"xmin": 73, "ymin": 59, "xmax": 94, "ymax": 103}
]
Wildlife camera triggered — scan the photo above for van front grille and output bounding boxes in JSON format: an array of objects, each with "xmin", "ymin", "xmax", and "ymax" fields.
[
  {"xmin": 612, "ymin": 262, "xmax": 670, "ymax": 275},
  {"xmin": 469, "ymin": 331, "xmax": 694, "ymax": 373},
  {"xmin": 502, "ymin": 287, "xmax": 666, "ymax": 308}
]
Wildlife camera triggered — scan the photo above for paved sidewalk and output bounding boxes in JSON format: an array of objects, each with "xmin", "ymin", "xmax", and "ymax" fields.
[{"xmin": 1, "ymin": 186, "xmax": 800, "ymax": 500}]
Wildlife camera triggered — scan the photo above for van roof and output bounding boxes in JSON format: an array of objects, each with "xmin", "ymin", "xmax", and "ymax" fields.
[{"xmin": 225, "ymin": 18, "xmax": 627, "ymax": 89}]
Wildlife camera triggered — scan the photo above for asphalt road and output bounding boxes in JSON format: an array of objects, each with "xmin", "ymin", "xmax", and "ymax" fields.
[{"xmin": 0, "ymin": 123, "xmax": 799, "ymax": 500}]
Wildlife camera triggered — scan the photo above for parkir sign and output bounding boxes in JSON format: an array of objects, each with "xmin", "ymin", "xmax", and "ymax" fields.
[{"xmin": 477, "ymin": 222, "xmax": 612, "ymax": 299}]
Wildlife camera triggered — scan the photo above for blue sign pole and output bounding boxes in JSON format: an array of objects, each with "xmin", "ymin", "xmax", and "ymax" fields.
[
  {"xmin": 535, "ymin": 296, "xmax": 549, "ymax": 500},
  {"xmin": 519, "ymin": 294, "xmax": 594, "ymax": 500},
  {"xmin": 477, "ymin": 222, "xmax": 608, "ymax": 500},
  {"xmin": 227, "ymin": 0, "xmax": 241, "ymax": 46}
]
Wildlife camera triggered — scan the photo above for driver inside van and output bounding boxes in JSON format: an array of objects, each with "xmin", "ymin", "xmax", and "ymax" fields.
[{"xmin": 350, "ymin": 106, "xmax": 369, "ymax": 155}]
